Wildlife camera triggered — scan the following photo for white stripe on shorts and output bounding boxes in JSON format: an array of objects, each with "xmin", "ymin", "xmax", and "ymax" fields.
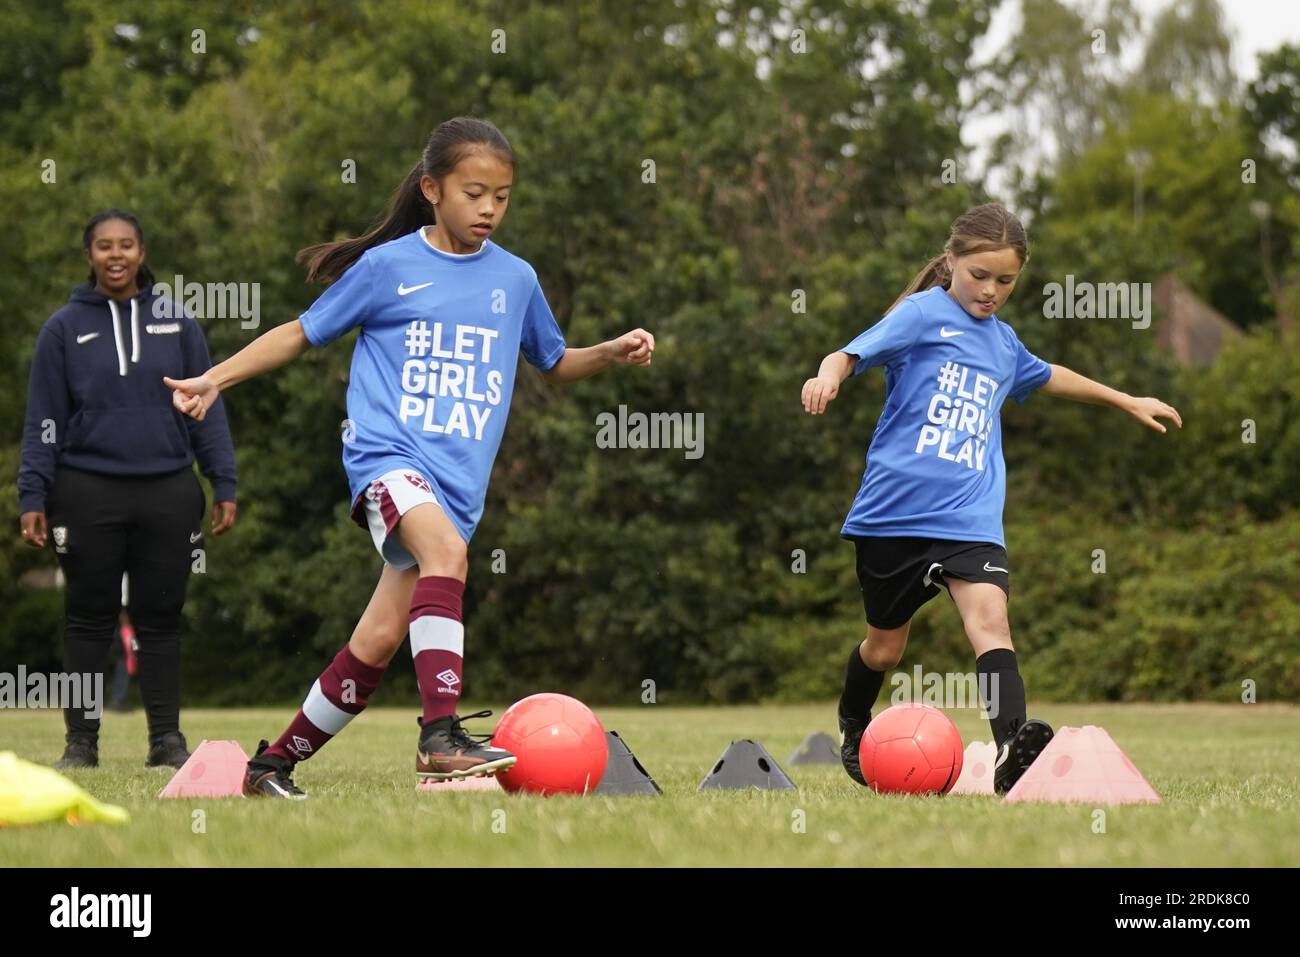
[
  {"xmin": 410, "ymin": 615, "xmax": 465, "ymax": 658},
  {"xmin": 301, "ymin": 679, "xmax": 355, "ymax": 735}
]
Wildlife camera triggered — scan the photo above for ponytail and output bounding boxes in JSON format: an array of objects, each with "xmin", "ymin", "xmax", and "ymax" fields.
[
  {"xmin": 297, "ymin": 162, "xmax": 431, "ymax": 284},
  {"xmin": 298, "ymin": 117, "xmax": 517, "ymax": 285},
  {"xmin": 887, "ymin": 254, "xmax": 952, "ymax": 313}
]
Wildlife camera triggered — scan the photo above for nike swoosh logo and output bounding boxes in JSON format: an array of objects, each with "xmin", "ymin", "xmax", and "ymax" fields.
[
  {"xmin": 984, "ymin": 562, "xmax": 1008, "ymax": 573},
  {"xmin": 939, "ymin": 327, "xmax": 963, "ymax": 338},
  {"xmin": 76, "ymin": 332, "xmax": 100, "ymax": 344},
  {"xmin": 190, "ymin": 531, "xmax": 202, "ymax": 543},
  {"xmin": 397, "ymin": 282, "xmax": 434, "ymax": 296}
]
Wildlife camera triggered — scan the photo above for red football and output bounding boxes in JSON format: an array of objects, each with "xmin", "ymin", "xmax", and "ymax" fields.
[
  {"xmin": 492, "ymin": 693, "xmax": 608, "ymax": 796},
  {"xmin": 858, "ymin": 704, "xmax": 964, "ymax": 795}
]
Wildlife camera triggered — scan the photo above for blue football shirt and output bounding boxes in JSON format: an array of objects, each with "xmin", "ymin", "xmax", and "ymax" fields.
[
  {"xmin": 299, "ymin": 228, "xmax": 566, "ymax": 542},
  {"xmin": 838, "ymin": 286, "xmax": 1052, "ymax": 547}
]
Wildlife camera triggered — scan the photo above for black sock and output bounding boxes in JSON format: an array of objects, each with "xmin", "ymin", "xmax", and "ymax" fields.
[
  {"xmin": 977, "ymin": 648, "xmax": 1027, "ymax": 748},
  {"xmin": 839, "ymin": 643, "xmax": 886, "ymax": 721}
]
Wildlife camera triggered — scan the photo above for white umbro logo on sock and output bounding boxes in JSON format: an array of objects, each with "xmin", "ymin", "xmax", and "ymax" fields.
[
  {"xmin": 291, "ymin": 735, "xmax": 312, "ymax": 754},
  {"xmin": 435, "ymin": 669, "xmax": 460, "ymax": 686}
]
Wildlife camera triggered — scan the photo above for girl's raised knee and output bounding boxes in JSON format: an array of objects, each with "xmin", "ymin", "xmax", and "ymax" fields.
[{"xmin": 863, "ymin": 648, "xmax": 904, "ymax": 671}]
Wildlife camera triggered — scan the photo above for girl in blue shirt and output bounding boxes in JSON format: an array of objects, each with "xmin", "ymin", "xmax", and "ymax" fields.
[
  {"xmin": 802, "ymin": 203, "xmax": 1181, "ymax": 794},
  {"xmin": 166, "ymin": 117, "xmax": 654, "ymax": 798}
]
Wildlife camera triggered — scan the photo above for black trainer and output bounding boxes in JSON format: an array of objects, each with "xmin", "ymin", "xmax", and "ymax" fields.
[
  {"xmin": 54, "ymin": 735, "xmax": 99, "ymax": 770},
  {"xmin": 416, "ymin": 711, "xmax": 517, "ymax": 780},
  {"xmin": 994, "ymin": 718, "xmax": 1054, "ymax": 794},
  {"xmin": 244, "ymin": 740, "xmax": 308, "ymax": 800},
  {"xmin": 146, "ymin": 731, "xmax": 191, "ymax": 768},
  {"xmin": 837, "ymin": 703, "xmax": 869, "ymax": 787}
]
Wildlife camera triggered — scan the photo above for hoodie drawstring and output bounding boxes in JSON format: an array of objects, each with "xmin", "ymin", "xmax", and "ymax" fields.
[
  {"xmin": 108, "ymin": 300, "xmax": 127, "ymax": 376},
  {"xmin": 130, "ymin": 298, "xmax": 140, "ymax": 364},
  {"xmin": 106, "ymin": 298, "xmax": 140, "ymax": 376}
]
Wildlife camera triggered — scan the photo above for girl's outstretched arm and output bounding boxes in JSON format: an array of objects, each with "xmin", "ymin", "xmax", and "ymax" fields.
[
  {"xmin": 801, "ymin": 351, "xmax": 856, "ymax": 415},
  {"xmin": 1039, "ymin": 363, "xmax": 1183, "ymax": 434},
  {"xmin": 541, "ymin": 328, "xmax": 654, "ymax": 384},
  {"xmin": 164, "ymin": 319, "xmax": 312, "ymax": 421}
]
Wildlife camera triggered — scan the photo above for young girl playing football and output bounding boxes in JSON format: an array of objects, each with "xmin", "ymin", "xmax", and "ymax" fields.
[
  {"xmin": 166, "ymin": 117, "xmax": 654, "ymax": 798},
  {"xmin": 802, "ymin": 203, "xmax": 1181, "ymax": 794}
]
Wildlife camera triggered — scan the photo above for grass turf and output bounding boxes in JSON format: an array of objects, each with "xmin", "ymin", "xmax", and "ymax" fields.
[{"xmin": 2, "ymin": 703, "xmax": 1296, "ymax": 866}]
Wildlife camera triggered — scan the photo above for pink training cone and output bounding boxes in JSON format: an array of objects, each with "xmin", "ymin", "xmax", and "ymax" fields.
[
  {"xmin": 949, "ymin": 740, "xmax": 997, "ymax": 796},
  {"xmin": 1004, "ymin": 725, "xmax": 1162, "ymax": 805},
  {"xmin": 416, "ymin": 775, "xmax": 502, "ymax": 793},
  {"xmin": 158, "ymin": 740, "xmax": 250, "ymax": 799}
]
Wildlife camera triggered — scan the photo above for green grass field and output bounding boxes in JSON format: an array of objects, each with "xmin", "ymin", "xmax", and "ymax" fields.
[{"xmin": 2, "ymin": 703, "xmax": 1297, "ymax": 866}]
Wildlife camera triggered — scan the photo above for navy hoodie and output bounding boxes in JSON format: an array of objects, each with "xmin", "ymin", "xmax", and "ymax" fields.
[{"xmin": 18, "ymin": 283, "xmax": 237, "ymax": 514}]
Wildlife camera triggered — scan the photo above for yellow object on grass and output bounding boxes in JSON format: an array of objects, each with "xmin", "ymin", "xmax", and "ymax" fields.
[{"xmin": 0, "ymin": 751, "xmax": 129, "ymax": 826}]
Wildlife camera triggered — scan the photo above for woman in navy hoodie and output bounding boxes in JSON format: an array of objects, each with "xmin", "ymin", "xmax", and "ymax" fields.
[{"xmin": 18, "ymin": 210, "xmax": 238, "ymax": 770}]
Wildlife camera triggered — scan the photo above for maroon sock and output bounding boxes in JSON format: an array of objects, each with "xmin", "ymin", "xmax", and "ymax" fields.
[
  {"xmin": 265, "ymin": 643, "xmax": 386, "ymax": 762},
  {"xmin": 409, "ymin": 576, "xmax": 465, "ymax": 724}
]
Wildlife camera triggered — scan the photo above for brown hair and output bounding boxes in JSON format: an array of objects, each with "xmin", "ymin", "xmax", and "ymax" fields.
[
  {"xmin": 888, "ymin": 203, "xmax": 1028, "ymax": 312},
  {"xmin": 297, "ymin": 117, "xmax": 516, "ymax": 284}
]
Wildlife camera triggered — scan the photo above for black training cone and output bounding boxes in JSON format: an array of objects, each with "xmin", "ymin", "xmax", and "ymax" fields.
[
  {"xmin": 697, "ymin": 739, "xmax": 797, "ymax": 791},
  {"xmin": 595, "ymin": 731, "xmax": 663, "ymax": 796},
  {"xmin": 787, "ymin": 731, "xmax": 840, "ymax": 766}
]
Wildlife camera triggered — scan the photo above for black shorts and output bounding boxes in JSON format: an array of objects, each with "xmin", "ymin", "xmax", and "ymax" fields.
[{"xmin": 850, "ymin": 535, "xmax": 1010, "ymax": 629}]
